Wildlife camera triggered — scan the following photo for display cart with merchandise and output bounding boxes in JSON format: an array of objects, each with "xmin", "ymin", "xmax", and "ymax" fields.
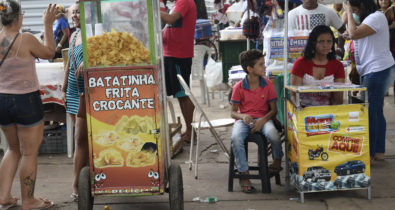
[
  {"xmin": 78, "ymin": 1, "xmax": 183, "ymax": 209},
  {"xmin": 285, "ymin": 85, "xmax": 371, "ymax": 203}
]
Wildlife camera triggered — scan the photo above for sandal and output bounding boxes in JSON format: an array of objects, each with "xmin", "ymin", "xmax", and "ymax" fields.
[
  {"xmin": 70, "ymin": 193, "xmax": 78, "ymax": 202},
  {"xmin": 0, "ymin": 197, "xmax": 18, "ymax": 210},
  {"xmin": 239, "ymin": 179, "xmax": 256, "ymax": 193},
  {"xmin": 26, "ymin": 198, "xmax": 54, "ymax": 210}
]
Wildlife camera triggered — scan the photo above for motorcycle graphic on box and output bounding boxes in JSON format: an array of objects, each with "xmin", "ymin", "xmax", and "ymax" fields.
[{"xmin": 308, "ymin": 145, "xmax": 329, "ymax": 161}]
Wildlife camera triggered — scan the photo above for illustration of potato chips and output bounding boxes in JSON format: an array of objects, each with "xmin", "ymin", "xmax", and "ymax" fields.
[
  {"xmin": 94, "ymin": 148, "xmax": 124, "ymax": 168},
  {"xmin": 114, "ymin": 115, "xmax": 154, "ymax": 135},
  {"xmin": 116, "ymin": 136, "xmax": 143, "ymax": 152},
  {"xmin": 87, "ymin": 29, "xmax": 150, "ymax": 67},
  {"xmin": 126, "ymin": 151, "xmax": 156, "ymax": 168},
  {"xmin": 94, "ymin": 131, "xmax": 120, "ymax": 146}
]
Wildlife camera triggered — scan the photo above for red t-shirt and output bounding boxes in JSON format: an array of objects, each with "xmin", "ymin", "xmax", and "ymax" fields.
[
  {"xmin": 162, "ymin": 0, "xmax": 197, "ymax": 58},
  {"xmin": 231, "ymin": 77, "xmax": 277, "ymax": 119},
  {"xmin": 291, "ymin": 57, "xmax": 345, "ymax": 106},
  {"xmin": 291, "ymin": 57, "xmax": 345, "ymax": 79}
]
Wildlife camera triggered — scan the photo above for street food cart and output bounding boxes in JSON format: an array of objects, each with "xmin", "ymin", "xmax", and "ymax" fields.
[
  {"xmin": 285, "ymin": 85, "xmax": 371, "ymax": 203},
  {"xmin": 78, "ymin": 1, "xmax": 183, "ymax": 209}
]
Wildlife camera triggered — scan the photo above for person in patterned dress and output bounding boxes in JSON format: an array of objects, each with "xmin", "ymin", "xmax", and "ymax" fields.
[{"xmin": 61, "ymin": 2, "xmax": 88, "ymax": 202}]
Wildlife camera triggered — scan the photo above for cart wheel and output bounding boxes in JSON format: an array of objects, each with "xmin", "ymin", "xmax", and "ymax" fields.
[
  {"xmin": 169, "ymin": 164, "xmax": 184, "ymax": 210},
  {"xmin": 78, "ymin": 166, "xmax": 94, "ymax": 210},
  {"xmin": 321, "ymin": 152, "xmax": 329, "ymax": 161}
]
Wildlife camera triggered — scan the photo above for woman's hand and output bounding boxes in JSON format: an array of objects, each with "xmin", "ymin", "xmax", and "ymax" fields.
[
  {"xmin": 55, "ymin": 46, "xmax": 62, "ymax": 53},
  {"xmin": 43, "ymin": 4, "xmax": 57, "ymax": 26},
  {"xmin": 62, "ymin": 91, "xmax": 67, "ymax": 108},
  {"xmin": 75, "ymin": 62, "xmax": 84, "ymax": 78},
  {"xmin": 343, "ymin": 1, "xmax": 352, "ymax": 12},
  {"xmin": 339, "ymin": 31, "xmax": 350, "ymax": 40}
]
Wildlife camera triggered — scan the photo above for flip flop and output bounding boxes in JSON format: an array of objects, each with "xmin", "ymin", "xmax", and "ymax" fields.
[
  {"xmin": 29, "ymin": 198, "xmax": 54, "ymax": 210},
  {"xmin": 239, "ymin": 179, "xmax": 256, "ymax": 193},
  {"xmin": 240, "ymin": 184, "xmax": 256, "ymax": 193},
  {"xmin": 0, "ymin": 203, "xmax": 17, "ymax": 210},
  {"xmin": 0, "ymin": 197, "xmax": 18, "ymax": 210}
]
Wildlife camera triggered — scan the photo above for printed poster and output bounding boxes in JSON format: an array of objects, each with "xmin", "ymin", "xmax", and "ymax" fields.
[
  {"xmin": 84, "ymin": 67, "xmax": 163, "ymax": 195},
  {"xmin": 287, "ymin": 100, "xmax": 370, "ymax": 192}
]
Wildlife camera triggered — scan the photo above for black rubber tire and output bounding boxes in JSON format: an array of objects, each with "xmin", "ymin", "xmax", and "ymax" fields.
[
  {"xmin": 78, "ymin": 166, "xmax": 94, "ymax": 210},
  {"xmin": 169, "ymin": 164, "xmax": 184, "ymax": 210},
  {"xmin": 321, "ymin": 152, "xmax": 329, "ymax": 161}
]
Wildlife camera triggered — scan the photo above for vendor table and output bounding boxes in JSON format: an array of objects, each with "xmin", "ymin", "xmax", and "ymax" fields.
[
  {"xmin": 285, "ymin": 85, "xmax": 371, "ymax": 203},
  {"xmin": 37, "ymin": 63, "xmax": 74, "ymax": 158}
]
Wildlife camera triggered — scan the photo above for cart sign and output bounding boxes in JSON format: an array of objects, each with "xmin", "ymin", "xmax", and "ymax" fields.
[
  {"xmin": 85, "ymin": 67, "xmax": 163, "ymax": 195},
  {"xmin": 287, "ymin": 101, "xmax": 370, "ymax": 192}
]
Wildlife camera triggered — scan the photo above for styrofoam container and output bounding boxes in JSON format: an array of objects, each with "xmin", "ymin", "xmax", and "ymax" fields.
[{"xmin": 220, "ymin": 27, "xmax": 245, "ymax": 40}]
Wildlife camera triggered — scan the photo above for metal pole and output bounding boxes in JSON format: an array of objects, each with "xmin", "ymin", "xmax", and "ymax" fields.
[
  {"xmin": 247, "ymin": 0, "xmax": 250, "ymax": 50},
  {"xmin": 283, "ymin": 0, "xmax": 290, "ymax": 190}
]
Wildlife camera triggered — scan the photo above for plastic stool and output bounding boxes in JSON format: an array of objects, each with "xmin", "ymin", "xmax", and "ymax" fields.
[{"xmin": 228, "ymin": 132, "xmax": 281, "ymax": 193}]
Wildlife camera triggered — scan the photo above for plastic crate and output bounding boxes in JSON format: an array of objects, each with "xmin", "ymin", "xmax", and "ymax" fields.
[
  {"xmin": 39, "ymin": 129, "xmax": 67, "ymax": 154},
  {"xmin": 195, "ymin": 19, "xmax": 212, "ymax": 39}
]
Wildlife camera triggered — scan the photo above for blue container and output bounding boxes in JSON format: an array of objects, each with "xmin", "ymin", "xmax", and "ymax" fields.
[{"xmin": 195, "ymin": 19, "xmax": 212, "ymax": 39}]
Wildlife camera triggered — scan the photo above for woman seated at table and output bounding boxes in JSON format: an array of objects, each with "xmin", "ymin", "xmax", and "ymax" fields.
[{"xmin": 291, "ymin": 25, "xmax": 345, "ymax": 107}]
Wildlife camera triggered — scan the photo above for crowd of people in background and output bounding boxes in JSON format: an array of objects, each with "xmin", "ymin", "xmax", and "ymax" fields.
[{"xmin": 0, "ymin": 0, "xmax": 394, "ymax": 206}]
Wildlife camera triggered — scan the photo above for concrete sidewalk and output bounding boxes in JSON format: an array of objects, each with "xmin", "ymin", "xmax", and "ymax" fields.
[{"xmin": 3, "ymin": 80, "xmax": 395, "ymax": 210}]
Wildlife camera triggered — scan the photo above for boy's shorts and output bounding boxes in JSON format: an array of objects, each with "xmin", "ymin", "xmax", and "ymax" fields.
[
  {"xmin": 164, "ymin": 56, "xmax": 192, "ymax": 98},
  {"xmin": 0, "ymin": 90, "xmax": 44, "ymax": 127}
]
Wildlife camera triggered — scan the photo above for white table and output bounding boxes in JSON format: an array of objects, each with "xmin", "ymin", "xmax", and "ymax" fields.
[{"xmin": 37, "ymin": 63, "xmax": 73, "ymax": 158}]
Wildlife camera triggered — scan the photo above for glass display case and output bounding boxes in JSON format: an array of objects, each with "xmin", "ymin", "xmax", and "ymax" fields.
[
  {"xmin": 80, "ymin": 0, "xmax": 161, "ymax": 68},
  {"xmin": 77, "ymin": 1, "xmax": 177, "ymax": 203}
]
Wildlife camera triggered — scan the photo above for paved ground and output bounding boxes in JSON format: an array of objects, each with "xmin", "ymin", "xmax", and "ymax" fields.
[{"xmin": 1, "ymin": 80, "xmax": 395, "ymax": 210}]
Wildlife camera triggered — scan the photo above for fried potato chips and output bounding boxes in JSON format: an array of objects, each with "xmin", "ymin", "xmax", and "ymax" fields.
[{"xmin": 87, "ymin": 29, "xmax": 150, "ymax": 67}]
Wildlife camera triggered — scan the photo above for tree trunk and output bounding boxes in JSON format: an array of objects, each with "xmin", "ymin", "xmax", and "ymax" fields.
[{"xmin": 194, "ymin": 0, "xmax": 208, "ymax": 19}]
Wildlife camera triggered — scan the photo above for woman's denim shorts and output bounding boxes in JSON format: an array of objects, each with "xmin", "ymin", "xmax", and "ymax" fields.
[{"xmin": 0, "ymin": 90, "xmax": 44, "ymax": 127}]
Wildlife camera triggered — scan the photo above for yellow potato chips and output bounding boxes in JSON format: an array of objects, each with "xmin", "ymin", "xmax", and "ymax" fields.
[
  {"xmin": 94, "ymin": 148, "xmax": 124, "ymax": 168},
  {"xmin": 87, "ymin": 29, "xmax": 150, "ymax": 67}
]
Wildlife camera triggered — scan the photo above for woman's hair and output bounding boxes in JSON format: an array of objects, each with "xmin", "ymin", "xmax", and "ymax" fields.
[
  {"xmin": 303, "ymin": 25, "xmax": 336, "ymax": 60},
  {"xmin": 349, "ymin": 0, "xmax": 378, "ymax": 22},
  {"xmin": 377, "ymin": 0, "xmax": 391, "ymax": 11},
  {"xmin": 0, "ymin": 0, "xmax": 20, "ymax": 26}
]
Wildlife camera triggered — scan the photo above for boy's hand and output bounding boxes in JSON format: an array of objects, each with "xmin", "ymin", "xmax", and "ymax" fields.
[
  {"xmin": 251, "ymin": 118, "xmax": 266, "ymax": 133},
  {"xmin": 242, "ymin": 115, "xmax": 253, "ymax": 125}
]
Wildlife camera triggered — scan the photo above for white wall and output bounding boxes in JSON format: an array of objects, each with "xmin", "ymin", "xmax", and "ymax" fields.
[{"xmin": 21, "ymin": 0, "xmax": 74, "ymax": 33}]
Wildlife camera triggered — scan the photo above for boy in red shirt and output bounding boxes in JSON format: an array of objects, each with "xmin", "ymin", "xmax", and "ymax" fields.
[{"xmin": 230, "ymin": 50, "xmax": 283, "ymax": 193}]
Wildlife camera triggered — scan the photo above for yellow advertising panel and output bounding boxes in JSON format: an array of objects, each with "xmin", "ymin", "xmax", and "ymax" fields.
[
  {"xmin": 85, "ymin": 66, "xmax": 163, "ymax": 195},
  {"xmin": 287, "ymin": 100, "xmax": 370, "ymax": 192}
]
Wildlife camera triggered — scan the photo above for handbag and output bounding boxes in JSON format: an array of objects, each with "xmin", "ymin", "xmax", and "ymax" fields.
[
  {"xmin": 242, "ymin": 0, "xmax": 260, "ymax": 39},
  {"xmin": 243, "ymin": 16, "xmax": 260, "ymax": 39}
]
